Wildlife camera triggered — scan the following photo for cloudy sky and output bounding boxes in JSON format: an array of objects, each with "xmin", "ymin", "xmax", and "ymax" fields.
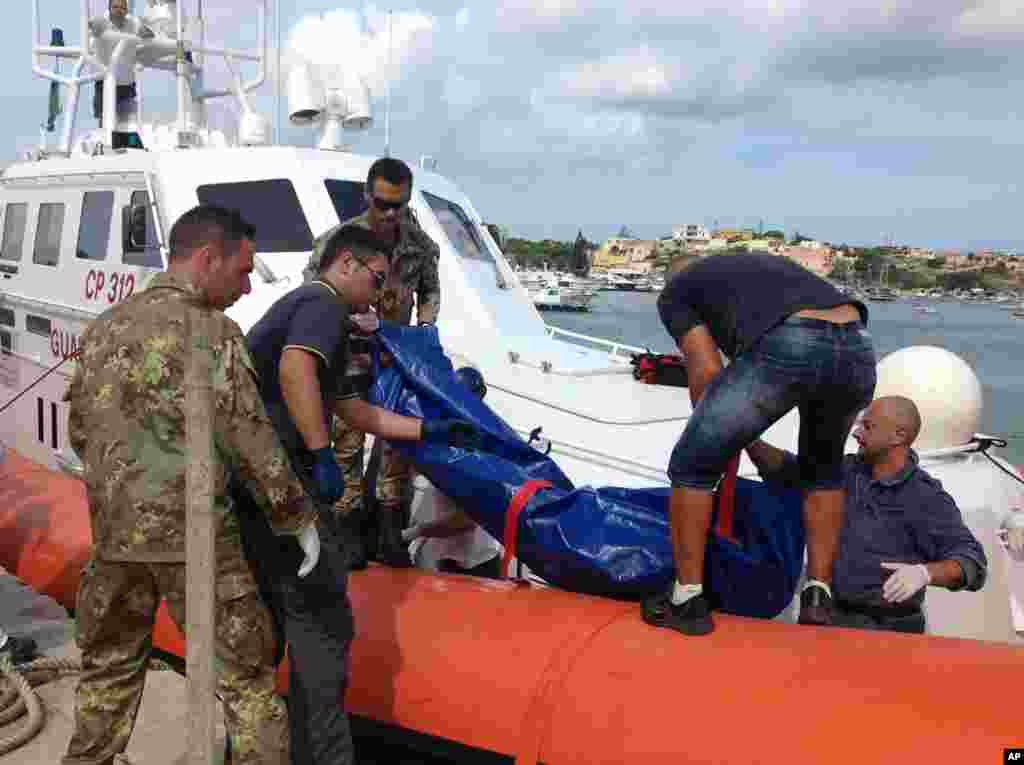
[{"xmin": 8, "ymin": 1, "xmax": 1024, "ymax": 250}]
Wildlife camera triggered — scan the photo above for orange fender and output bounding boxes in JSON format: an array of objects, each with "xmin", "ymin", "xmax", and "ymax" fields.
[{"xmin": 2, "ymin": 449, "xmax": 1024, "ymax": 764}]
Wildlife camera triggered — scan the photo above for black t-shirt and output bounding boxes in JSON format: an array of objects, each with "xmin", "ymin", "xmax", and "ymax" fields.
[
  {"xmin": 656, "ymin": 253, "xmax": 867, "ymax": 358},
  {"xmin": 246, "ymin": 280, "xmax": 358, "ymax": 456}
]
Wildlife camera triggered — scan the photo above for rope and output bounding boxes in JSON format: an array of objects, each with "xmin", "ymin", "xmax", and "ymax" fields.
[
  {"xmin": 0, "ymin": 655, "xmax": 45, "ymax": 756},
  {"xmin": 0, "ymin": 654, "xmax": 172, "ymax": 755},
  {"xmin": 0, "ymin": 349, "xmax": 80, "ymax": 415}
]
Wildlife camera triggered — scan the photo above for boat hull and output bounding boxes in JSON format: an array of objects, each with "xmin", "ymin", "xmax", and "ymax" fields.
[{"xmin": 1, "ymin": 449, "xmax": 1022, "ymax": 765}]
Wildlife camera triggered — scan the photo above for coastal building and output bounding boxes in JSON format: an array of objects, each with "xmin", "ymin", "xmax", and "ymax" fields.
[
  {"xmin": 782, "ymin": 246, "xmax": 834, "ymax": 276},
  {"xmin": 713, "ymin": 228, "xmax": 755, "ymax": 242},
  {"xmin": 672, "ymin": 224, "xmax": 710, "ymax": 242},
  {"xmin": 592, "ymin": 237, "xmax": 658, "ymax": 272}
]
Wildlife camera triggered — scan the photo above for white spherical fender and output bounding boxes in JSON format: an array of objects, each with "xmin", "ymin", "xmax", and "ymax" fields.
[{"xmin": 874, "ymin": 346, "xmax": 982, "ymax": 450}]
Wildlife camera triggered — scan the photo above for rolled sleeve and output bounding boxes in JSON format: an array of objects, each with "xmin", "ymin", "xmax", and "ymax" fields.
[
  {"xmin": 916, "ymin": 486, "xmax": 988, "ymax": 592},
  {"xmin": 416, "ymin": 244, "xmax": 441, "ymax": 324},
  {"xmin": 949, "ymin": 556, "xmax": 986, "ymax": 592}
]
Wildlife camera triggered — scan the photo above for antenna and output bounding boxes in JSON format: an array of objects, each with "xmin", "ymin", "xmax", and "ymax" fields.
[
  {"xmin": 275, "ymin": 0, "xmax": 281, "ymax": 144},
  {"xmin": 384, "ymin": 9, "xmax": 392, "ymax": 157}
]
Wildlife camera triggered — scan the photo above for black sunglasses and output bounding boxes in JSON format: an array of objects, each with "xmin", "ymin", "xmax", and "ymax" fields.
[
  {"xmin": 368, "ymin": 194, "xmax": 408, "ymax": 212},
  {"xmin": 351, "ymin": 253, "xmax": 387, "ymax": 290}
]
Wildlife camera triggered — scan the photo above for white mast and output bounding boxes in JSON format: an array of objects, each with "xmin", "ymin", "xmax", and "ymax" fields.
[
  {"xmin": 384, "ymin": 8, "xmax": 391, "ymax": 156},
  {"xmin": 275, "ymin": 0, "xmax": 281, "ymax": 144},
  {"xmin": 176, "ymin": 0, "xmax": 188, "ymax": 134}
]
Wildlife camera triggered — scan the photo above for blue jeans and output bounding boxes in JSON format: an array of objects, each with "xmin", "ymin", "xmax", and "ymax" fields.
[{"xmin": 668, "ymin": 317, "xmax": 876, "ymax": 491}]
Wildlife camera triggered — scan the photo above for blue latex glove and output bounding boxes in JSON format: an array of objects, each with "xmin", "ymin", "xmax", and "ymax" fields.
[
  {"xmin": 311, "ymin": 446, "xmax": 344, "ymax": 504},
  {"xmin": 421, "ymin": 419, "xmax": 481, "ymax": 450}
]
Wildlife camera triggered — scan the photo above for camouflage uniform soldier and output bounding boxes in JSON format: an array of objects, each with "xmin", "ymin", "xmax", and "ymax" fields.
[
  {"xmin": 305, "ymin": 158, "xmax": 441, "ymax": 566},
  {"xmin": 63, "ymin": 205, "xmax": 315, "ymax": 765}
]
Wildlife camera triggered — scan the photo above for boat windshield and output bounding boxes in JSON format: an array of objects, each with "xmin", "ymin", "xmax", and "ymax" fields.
[
  {"xmin": 323, "ymin": 179, "xmax": 368, "ymax": 224},
  {"xmin": 196, "ymin": 179, "xmax": 313, "ymax": 252},
  {"xmin": 422, "ymin": 192, "xmax": 496, "ymax": 266}
]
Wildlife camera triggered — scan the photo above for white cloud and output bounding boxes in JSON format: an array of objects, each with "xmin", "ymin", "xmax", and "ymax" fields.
[{"xmin": 287, "ymin": 7, "xmax": 435, "ymax": 96}]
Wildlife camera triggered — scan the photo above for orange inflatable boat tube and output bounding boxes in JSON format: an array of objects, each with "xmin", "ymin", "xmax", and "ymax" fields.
[{"xmin": 2, "ymin": 449, "xmax": 1022, "ymax": 765}]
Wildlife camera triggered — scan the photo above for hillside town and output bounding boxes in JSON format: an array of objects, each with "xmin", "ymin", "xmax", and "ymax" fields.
[
  {"xmin": 590, "ymin": 224, "xmax": 1024, "ymax": 281},
  {"xmin": 501, "ymin": 224, "xmax": 1024, "ymax": 300}
]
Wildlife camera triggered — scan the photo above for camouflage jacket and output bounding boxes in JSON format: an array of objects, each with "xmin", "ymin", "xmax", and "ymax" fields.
[
  {"xmin": 66, "ymin": 272, "xmax": 314, "ymax": 566},
  {"xmin": 305, "ymin": 208, "xmax": 441, "ymax": 326}
]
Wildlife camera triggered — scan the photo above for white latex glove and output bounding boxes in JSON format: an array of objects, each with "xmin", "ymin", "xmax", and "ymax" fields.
[
  {"xmin": 881, "ymin": 562, "xmax": 931, "ymax": 603},
  {"xmin": 296, "ymin": 523, "xmax": 320, "ymax": 578},
  {"xmin": 401, "ymin": 523, "xmax": 425, "ymax": 544},
  {"xmin": 350, "ymin": 310, "xmax": 379, "ymax": 335}
]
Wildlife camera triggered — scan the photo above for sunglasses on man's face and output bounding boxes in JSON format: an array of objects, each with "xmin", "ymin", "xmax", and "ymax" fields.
[
  {"xmin": 368, "ymin": 194, "xmax": 408, "ymax": 212},
  {"xmin": 352, "ymin": 254, "xmax": 387, "ymax": 290}
]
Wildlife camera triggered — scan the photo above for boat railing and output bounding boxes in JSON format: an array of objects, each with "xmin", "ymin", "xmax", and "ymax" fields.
[
  {"xmin": 31, "ymin": 0, "xmax": 268, "ymax": 154},
  {"xmin": 544, "ymin": 325, "xmax": 646, "ymax": 362}
]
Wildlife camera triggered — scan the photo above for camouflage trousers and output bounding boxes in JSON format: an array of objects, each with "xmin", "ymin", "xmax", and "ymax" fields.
[
  {"xmin": 331, "ymin": 415, "xmax": 412, "ymax": 517},
  {"xmin": 63, "ymin": 557, "xmax": 288, "ymax": 765}
]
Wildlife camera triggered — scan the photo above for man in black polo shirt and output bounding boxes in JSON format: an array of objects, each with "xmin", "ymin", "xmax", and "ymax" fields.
[
  {"xmin": 647, "ymin": 253, "xmax": 875, "ymax": 635},
  {"xmin": 236, "ymin": 224, "xmax": 477, "ymax": 765},
  {"xmin": 747, "ymin": 396, "xmax": 987, "ymax": 633}
]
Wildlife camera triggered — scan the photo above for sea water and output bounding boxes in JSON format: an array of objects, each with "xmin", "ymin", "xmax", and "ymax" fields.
[{"xmin": 544, "ymin": 292, "xmax": 1024, "ymax": 465}]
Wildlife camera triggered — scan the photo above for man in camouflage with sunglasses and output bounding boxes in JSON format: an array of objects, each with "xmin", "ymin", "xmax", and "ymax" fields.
[{"xmin": 304, "ymin": 157, "xmax": 441, "ymax": 567}]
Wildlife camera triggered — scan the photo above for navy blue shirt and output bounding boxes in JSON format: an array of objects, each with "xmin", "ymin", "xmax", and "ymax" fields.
[
  {"xmin": 657, "ymin": 253, "xmax": 867, "ymax": 358},
  {"xmin": 763, "ymin": 451, "xmax": 987, "ymax": 608},
  {"xmin": 246, "ymin": 280, "xmax": 358, "ymax": 457}
]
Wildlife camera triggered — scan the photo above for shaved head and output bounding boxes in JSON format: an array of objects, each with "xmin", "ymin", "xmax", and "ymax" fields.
[{"xmin": 874, "ymin": 396, "xmax": 922, "ymax": 446}]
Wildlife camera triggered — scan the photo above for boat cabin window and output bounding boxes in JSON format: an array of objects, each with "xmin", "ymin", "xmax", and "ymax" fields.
[
  {"xmin": 422, "ymin": 192, "xmax": 495, "ymax": 265},
  {"xmin": 122, "ymin": 191, "xmax": 162, "ymax": 268},
  {"xmin": 33, "ymin": 203, "xmax": 65, "ymax": 267},
  {"xmin": 77, "ymin": 191, "xmax": 114, "ymax": 261},
  {"xmin": 0, "ymin": 308, "xmax": 13, "ymax": 327},
  {"xmin": 26, "ymin": 314, "xmax": 51, "ymax": 337},
  {"xmin": 324, "ymin": 180, "xmax": 367, "ymax": 224},
  {"xmin": 1, "ymin": 203, "xmax": 27, "ymax": 262},
  {"xmin": 196, "ymin": 179, "xmax": 313, "ymax": 253},
  {"xmin": 0, "ymin": 330, "xmax": 10, "ymax": 356}
]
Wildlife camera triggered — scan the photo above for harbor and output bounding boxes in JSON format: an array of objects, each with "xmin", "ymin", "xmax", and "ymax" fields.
[
  {"xmin": 545, "ymin": 289, "xmax": 1024, "ymax": 465},
  {"xmin": 0, "ymin": 1, "xmax": 1022, "ymax": 763}
]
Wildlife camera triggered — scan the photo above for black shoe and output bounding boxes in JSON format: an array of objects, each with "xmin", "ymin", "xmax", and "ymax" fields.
[
  {"xmin": 642, "ymin": 591, "xmax": 714, "ymax": 636},
  {"xmin": 798, "ymin": 584, "xmax": 834, "ymax": 626}
]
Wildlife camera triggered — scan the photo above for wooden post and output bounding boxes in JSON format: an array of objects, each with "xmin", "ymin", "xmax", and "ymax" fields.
[{"xmin": 185, "ymin": 308, "xmax": 218, "ymax": 765}]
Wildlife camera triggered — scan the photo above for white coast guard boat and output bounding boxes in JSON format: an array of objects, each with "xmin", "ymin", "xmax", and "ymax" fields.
[{"xmin": 0, "ymin": 0, "xmax": 1021, "ymax": 646}]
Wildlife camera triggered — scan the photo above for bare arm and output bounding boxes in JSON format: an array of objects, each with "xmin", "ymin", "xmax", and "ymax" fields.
[
  {"xmin": 279, "ymin": 348, "xmax": 330, "ymax": 451},
  {"xmin": 745, "ymin": 439, "xmax": 790, "ymax": 476},
  {"xmin": 335, "ymin": 397, "xmax": 423, "ymax": 441},
  {"xmin": 924, "ymin": 560, "xmax": 965, "ymax": 590},
  {"xmin": 679, "ymin": 324, "xmax": 723, "ymax": 407}
]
